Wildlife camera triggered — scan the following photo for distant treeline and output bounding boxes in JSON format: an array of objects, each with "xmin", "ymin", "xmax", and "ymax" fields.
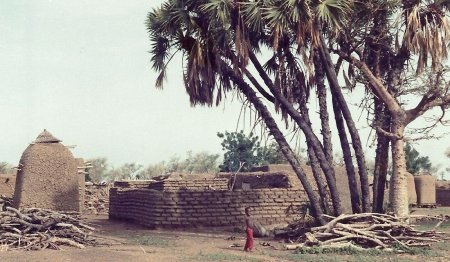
[{"xmin": 86, "ymin": 151, "xmax": 221, "ymax": 183}]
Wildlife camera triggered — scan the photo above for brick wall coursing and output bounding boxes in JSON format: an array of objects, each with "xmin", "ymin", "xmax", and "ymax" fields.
[
  {"xmin": 109, "ymin": 188, "xmax": 309, "ymax": 228},
  {"xmin": 114, "ymin": 181, "xmax": 154, "ymax": 188},
  {"xmin": 113, "ymin": 178, "xmax": 229, "ymax": 192},
  {"xmin": 148, "ymin": 178, "xmax": 229, "ymax": 192},
  {"xmin": 217, "ymin": 172, "xmax": 291, "ymax": 189}
]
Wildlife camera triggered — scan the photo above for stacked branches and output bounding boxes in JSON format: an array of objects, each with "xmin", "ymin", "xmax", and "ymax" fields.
[
  {"xmin": 285, "ymin": 213, "xmax": 448, "ymax": 251},
  {"xmin": 84, "ymin": 184, "xmax": 110, "ymax": 214},
  {"xmin": 0, "ymin": 206, "xmax": 95, "ymax": 250}
]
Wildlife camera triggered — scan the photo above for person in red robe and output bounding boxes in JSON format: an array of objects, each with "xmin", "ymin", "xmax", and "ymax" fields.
[{"xmin": 244, "ymin": 207, "xmax": 255, "ymax": 252}]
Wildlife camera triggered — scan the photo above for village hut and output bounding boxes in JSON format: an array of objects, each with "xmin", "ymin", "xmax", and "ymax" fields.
[
  {"xmin": 13, "ymin": 130, "xmax": 80, "ymax": 211},
  {"xmin": 414, "ymin": 175, "xmax": 436, "ymax": 206}
]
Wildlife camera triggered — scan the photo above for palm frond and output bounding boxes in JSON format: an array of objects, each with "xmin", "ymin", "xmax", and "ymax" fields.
[
  {"xmin": 240, "ymin": 1, "xmax": 265, "ymax": 32},
  {"xmin": 149, "ymin": 35, "xmax": 171, "ymax": 72},
  {"xmin": 200, "ymin": 0, "xmax": 233, "ymax": 26},
  {"xmin": 403, "ymin": 3, "xmax": 450, "ymax": 74},
  {"xmin": 315, "ymin": 0, "xmax": 353, "ymax": 30},
  {"xmin": 263, "ymin": 54, "xmax": 279, "ymax": 76}
]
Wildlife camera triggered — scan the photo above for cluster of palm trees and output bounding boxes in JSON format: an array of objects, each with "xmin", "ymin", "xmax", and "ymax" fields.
[{"xmin": 146, "ymin": 0, "xmax": 450, "ymax": 224}]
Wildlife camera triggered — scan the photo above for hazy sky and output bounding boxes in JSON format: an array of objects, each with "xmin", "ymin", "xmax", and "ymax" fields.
[{"xmin": 0, "ymin": 1, "xmax": 448, "ymax": 176}]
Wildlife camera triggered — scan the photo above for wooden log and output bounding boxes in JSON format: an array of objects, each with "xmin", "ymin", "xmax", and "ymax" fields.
[{"xmin": 50, "ymin": 237, "xmax": 85, "ymax": 249}]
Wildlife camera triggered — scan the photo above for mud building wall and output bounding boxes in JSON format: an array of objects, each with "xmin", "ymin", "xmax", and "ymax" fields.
[
  {"xmin": 217, "ymin": 172, "xmax": 291, "ymax": 189},
  {"xmin": 436, "ymin": 189, "xmax": 450, "ymax": 206},
  {"xmin": 109, "ymin": 186, "xmax": 309, "ymax": 228},
  {"xmin": 148, "ymin": 179, "xmax": 229, "ymax": 191}
]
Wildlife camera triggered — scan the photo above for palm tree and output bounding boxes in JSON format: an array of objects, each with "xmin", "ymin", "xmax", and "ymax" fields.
[
  {"xmin": 147, "ymin": 0, "xmax": 329, "ymax": 222},
  {"xmin": 147, "ymin": 0, "xmax": 387, "ymax": 217},
  {"xmin": 239, "ymin": 0, "xmax": 373, "ymax": 213},
  {"xmin": 238, "ymin": 0, "xmax": 363, "ymax": 215}
]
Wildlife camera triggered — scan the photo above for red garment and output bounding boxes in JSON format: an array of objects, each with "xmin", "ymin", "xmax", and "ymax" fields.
[{"xmin": 244, "ymin": 227, "xmax": 254, "ymax": 251}]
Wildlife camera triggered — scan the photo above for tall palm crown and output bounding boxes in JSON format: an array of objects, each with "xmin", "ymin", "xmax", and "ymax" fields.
[
  {"xmin": 147, "ymin": 0, "xmax": 450, "ymax": 105},
  {"xmin": 146, "ymin": 0, "xmax": 352, "ymax": 108},
  {"xmin": 147, "ymin": 0, "xmax": 232, "ymax": 106}
]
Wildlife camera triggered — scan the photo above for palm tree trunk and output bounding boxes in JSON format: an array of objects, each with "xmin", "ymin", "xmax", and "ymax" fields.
[
  {"xmin": 299, "ymin": 93, "xmax": 332, "ymax": 214},
  {"xmin": 314, "ymin": 52, "xmax": 334, "ymax": 164},
  {"xmin": 364, "ymin": 14, "xmax": 391, "ymax": 213},
  {"xmin": 372, "ymin": 101, "xmax": 391, "ymax": 213},
  {"xmin": 307, "ymin": 144, "xmax": 332, "ymax": 214},
  {"xmin": 331, "ymin": 92, "xmax": 362, "ymax": 213},
  {"xmin": 248, "ymin": 51, "xmax": 342, "ymax": 216},
  {"xmin": 222, "ymin": 62, "xmax": 326, "ymax": 224},
  {"xmin": 318, "ymin": 35, "xmax": 371, "ymax": 212}
]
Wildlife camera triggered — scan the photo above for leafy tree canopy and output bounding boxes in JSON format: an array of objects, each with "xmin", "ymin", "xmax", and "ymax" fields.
[
  {"xmin": 141, "ymin": 151, "xmax": 220, "ymax": 178},
  {"xmin": 86, "ymin": 152, "xmax": 221, "ymax": 182},
  {"xmin": 0, "ymin": 162, "xmax": 14, "ymax": 174},
  {"xmin": 405, "ymin": 143, "xmax": 432, "ymax": 175},
  {"xmin": 218, "ymin": 130, "xmax": 286, "ymax": 172},
  {"xmin": 86, "ymin": 158, "xmax": 109, "ymax": 182}
]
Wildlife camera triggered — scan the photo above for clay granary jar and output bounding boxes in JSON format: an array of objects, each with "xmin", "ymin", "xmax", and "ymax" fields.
[
  {"xmin": 406, "ymin": 172, "xmax": 417, "ymax": 205},
  {"xmin": 13, "ymin": 130, "xmax": 80, "ymax": 211},
  {"xmin": 414, "ymin": 175, "xmax": 436, "ymax": 206}
]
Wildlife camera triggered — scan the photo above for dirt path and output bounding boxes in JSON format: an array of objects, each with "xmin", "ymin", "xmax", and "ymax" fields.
[
  {"xmin": 0, "ymin": 215, "xmax": 287, "ymax": 262},
  {"xmin": 0, "ymin": 214, "xmax": 449, "ymax": 262}
]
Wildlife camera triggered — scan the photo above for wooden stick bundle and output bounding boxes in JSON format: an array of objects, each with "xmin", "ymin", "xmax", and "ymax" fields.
[
  {"xmin": 284, "ymin": 213, "xmax": 448, "ymax": 251},
  {"xmin": 0, "ymin": 206, "xmax": 95, "ymax": 251},
  {"xmin": 84, "ymin": 185, "xmax": 110, "ymax": 214}
]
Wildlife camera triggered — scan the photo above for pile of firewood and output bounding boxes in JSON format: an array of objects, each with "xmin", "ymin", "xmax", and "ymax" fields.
[
  {"xmin": 0, "ymin": 206, "xmax": 95, "ymax": 250},
  {"xmin": 285, "ymin": 213, "xmax": 448, "ymax": 251},
  {"xmin": 84, "ymin": 185, "xmax": 109, "ymax": 214}
]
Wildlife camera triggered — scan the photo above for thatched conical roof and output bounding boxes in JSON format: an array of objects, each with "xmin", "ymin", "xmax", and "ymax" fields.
[{"xmin": 34, "ymin": 129, "xmax": 61, "ymax": 143}]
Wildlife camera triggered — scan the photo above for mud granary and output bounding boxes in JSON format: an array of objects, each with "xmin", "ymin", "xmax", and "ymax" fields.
[{"xmin": 13, "ymin": 130, "xmax": 85, "ymax": 212}]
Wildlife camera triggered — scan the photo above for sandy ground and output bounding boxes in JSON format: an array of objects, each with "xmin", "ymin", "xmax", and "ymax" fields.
[
  {"xmin": 0, "ymin": 209, "xmax": 449, "ymax": 262},
  {"xmin": 0, "ymin": 215, "xmax": 287, "ymax": 262}
]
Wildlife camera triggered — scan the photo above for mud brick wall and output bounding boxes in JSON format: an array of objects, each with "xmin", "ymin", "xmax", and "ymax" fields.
[
  {"xmin": 114, "ymin": 180, "xmax": 154, "ymax": 188},
  {"xmin": 437, "ymin": 189, "xmax": 450, "ymax": 206},
  {"xmin": 251, "ymin": 165, "xmax": 303, "ymax": 188},
  {"xmin": 109, "ymin": 187, "xmax": 309, "ymax": 228},
  {"xmin": 217, "ymin": 172, "xmax": 290, "ymax": 189},
  {"xmin": 148, "ymin": 178, "xmax": 229, "ymax": 192}
]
